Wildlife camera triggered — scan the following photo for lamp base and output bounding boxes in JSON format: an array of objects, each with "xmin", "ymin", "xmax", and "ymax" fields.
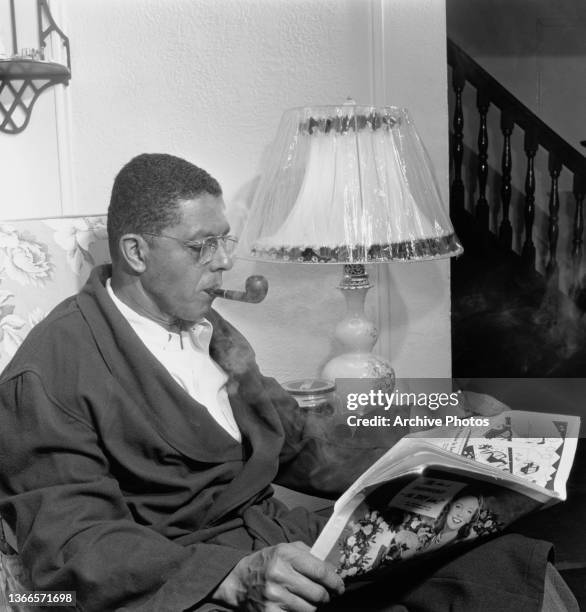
[
  {"xmin": 323, "ymin": 352, "xmax": 395, "ymax": 416},
  {"xmin": 322, "ymin": 353, "xmax": 395, "ymax": 388},
  {"xmin": 321, "ymin": 265, "xmax": 395, "ymax": 413}
]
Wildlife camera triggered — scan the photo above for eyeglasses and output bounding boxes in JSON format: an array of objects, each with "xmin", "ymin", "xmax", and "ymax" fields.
[{"xmin": 142, "ymin": 232, "xmax": 238, "ymax": 265}]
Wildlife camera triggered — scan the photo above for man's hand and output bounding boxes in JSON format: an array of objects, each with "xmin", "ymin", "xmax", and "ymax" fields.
[{"xmin": 210, "ymin": 541, "xmax": 345, "ymax": 611}]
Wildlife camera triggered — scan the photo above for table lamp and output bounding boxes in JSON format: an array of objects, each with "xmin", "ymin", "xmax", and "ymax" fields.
[{"xmin": 239, "ymin": 101, "xmax": 462, "ymax": 391}]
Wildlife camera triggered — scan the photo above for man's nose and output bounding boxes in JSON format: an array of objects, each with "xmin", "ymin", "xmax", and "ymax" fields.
[{"xmin": 209, "ymin": 244, "xmax": 234, "ymax": 271}]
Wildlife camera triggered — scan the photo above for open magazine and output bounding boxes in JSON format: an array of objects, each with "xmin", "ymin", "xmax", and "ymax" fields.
[{"xmin": 311, "ymin": 410, "xmax": 580, "ymax": 580}]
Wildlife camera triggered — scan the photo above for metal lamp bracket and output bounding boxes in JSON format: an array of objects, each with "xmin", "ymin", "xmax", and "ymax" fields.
[{"xmin": 0, "ymin": 0, "xmax": 71, "ymax": 135}]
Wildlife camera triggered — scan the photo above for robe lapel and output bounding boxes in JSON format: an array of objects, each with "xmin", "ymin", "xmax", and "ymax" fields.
[
  {"xmin": 200, "ymin": 311, "xmax": 288, "ymax": 525},
  {"xmin": 78, "ymin": 267, "xmax": 288, "ymax": 525},
  {"xmin": 78, "ymin": 268, "xmax": 243, "ymax": 463}
]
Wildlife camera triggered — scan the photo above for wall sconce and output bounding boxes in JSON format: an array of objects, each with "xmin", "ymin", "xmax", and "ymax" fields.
[
  {"xmin": 240, "ymin": 101, "xmax": 462, "ymax": 392},
  {"xmin": 0, "ymin": 0, "xmax": 71, "ymax": 134}
]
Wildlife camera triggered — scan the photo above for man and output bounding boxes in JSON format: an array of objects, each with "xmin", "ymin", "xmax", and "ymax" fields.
[{"xmin": 0, "ymin": 154, "xmax": 574, "ymax": 611}]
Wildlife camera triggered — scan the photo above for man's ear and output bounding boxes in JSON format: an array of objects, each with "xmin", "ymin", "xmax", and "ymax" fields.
[{"xmin": 118, "ymin": 233, "xmax": 149, "ymax": 273}]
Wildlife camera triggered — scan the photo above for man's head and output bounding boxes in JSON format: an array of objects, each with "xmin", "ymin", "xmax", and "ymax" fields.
[
  {"xmin": 107, "ymin": 153, "xmax": 222, "ymax": 259},
  {"xmin": 107, "ymin": 153, "xmax": 234, "ymax": 325}
]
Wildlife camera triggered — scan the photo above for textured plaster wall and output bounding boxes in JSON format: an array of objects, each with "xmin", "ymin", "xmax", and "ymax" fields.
[
  {"xmin": 373, "ymin": 0, "xmax": 452, "ymax": 379},
  {"xmin": 0, "ymin": 0, "xmax": 64, "ymax": 219},
  {"xmin": 1, "ymin": 0, "xmax": 451, "ymax": 382}
]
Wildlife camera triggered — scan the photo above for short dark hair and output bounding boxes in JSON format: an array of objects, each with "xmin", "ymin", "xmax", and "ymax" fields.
[{"xmin": 107, "ymin": 153, "xmax": 222, "ymax": 259}]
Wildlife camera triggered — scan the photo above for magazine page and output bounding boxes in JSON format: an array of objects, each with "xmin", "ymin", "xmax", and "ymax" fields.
[
  {"xmin": 311, "ymin": 409, "xmax": 581, "ymax": 573},
  {"xmin": 413, "ymin": 411, "xmax": 580, "ymax": 498},
  {"xmin": 312, "ymin": 469, "xmax": 542, "ymax": 580},
  {"xmin": 332, "ymin": 410, "xmax": 577, "ymax": 514},
  {"xmin": 311, "ymin": 444, "xmax": 553, "ymax": 560}
]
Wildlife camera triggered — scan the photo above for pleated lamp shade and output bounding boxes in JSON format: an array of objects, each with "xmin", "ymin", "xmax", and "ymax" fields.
[
  {"xmin": 240, "ymin": 103, "xmax": 462, "ymax": 263},
  {"xmin": 239, "ymin": 102, "xmax": 463, "ymax": 395}
]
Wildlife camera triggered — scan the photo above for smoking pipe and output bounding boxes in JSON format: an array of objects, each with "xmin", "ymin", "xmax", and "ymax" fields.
[{"xmin": 207, "ymin": 275, "xmax": 268, "ymax": 303}]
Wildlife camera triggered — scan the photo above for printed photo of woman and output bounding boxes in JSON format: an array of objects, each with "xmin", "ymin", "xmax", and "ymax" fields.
[
  {"xmin": 425, "ymin": 487, "xmax": 483, "ymax": 551},
  {"xmin": 335, "ymin": 478, "xmax": 504, "ymax": 579}
]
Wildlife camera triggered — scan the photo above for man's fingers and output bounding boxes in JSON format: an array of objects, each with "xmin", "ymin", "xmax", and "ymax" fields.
[
  {"xmin": 226, "ymin": 543, "xmax": 345, "ymax": 611},
  {"xmin": 272, "ymin": 568, "xmax": 332, "ymax": 606},
  {"xmin": 261, "ymin": 585, "xmax": 320, "ymax": 612},
  {"xmin": 284, "ymin": 543, "xmax": 345, "ymax": 595}
]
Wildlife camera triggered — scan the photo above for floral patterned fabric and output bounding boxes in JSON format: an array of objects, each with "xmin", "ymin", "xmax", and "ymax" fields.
[
  {"xmin": 0, "ymin": 215, "xmax": 109, "ymax": 373},
  {"xmin": 0, "ymin": 215, "xmax": 108, "ymax": 610},
  {"xmin": 338, "ymin": 506, "xmax": 503, "ymax": 579},
  {"xmin": 0, "ymin": 549, "xmax": 33, "ymax": 612}
]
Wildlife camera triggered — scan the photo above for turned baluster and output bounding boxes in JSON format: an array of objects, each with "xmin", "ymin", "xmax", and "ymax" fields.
[
  {"xmin": 521, "ymin": 129, "xmax": 538, "ymax": 269},
  {"xmin": 450, "ymin": 66, "xmax": 465, "ymax": 211},
  {"xmin": 571, "ymin": 172, "xmax": 586, "ymax": 306},
  {"xmin": 499, "ymin": 111, "xmax": 514, "ymax": 249},
  {"xmin": 476, "ymin": 89, "xmax": 490, "ymax": 229},
  {"xmin": 545, "ymin": 154, "xmax": 562, "ymax": 280}
]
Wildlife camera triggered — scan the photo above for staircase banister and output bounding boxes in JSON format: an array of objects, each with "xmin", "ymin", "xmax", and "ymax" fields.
[{"xmin": 448, "ymin": 38, "xmax": 586, "ymax": 178}]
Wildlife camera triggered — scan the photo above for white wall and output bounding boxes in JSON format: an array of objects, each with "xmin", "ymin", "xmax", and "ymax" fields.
[
  {"xmin": 0, "ymin": 0, "xmax": 452, "ymax": 382},
  {"xmin": 369, "ymin": 0, "xmax": 452, "ymax": 379},
  {"xmin": 0, "ymin": 0, "xmax": 66, "ymax": 218}
]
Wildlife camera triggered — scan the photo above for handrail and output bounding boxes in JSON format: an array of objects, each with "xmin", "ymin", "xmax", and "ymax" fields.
[
  {"xmin": 447, "ymin": 37, "xmax": 586, "ymax": 305},
  {"xmin": 447, "ymin": 39, "xmax": 586, "ymax": 178}
]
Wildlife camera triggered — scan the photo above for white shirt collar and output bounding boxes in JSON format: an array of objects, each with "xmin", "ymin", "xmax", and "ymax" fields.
[
  {"xmin": 105, "ymin": 279, "xmax": 213, "ymax": 353},
  {"xmin": 104, "ymin": 278, "xmax": 241, "ymax": 443}
]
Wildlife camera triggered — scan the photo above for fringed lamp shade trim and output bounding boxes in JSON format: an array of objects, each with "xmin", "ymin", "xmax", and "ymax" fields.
[
  {"xmin": 240, "ymin": 104, "xmax": 462, "ymax": 264},
  {"xmin": 250, "ymin": 232, "xmax": 462, "ymax": 264}
]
